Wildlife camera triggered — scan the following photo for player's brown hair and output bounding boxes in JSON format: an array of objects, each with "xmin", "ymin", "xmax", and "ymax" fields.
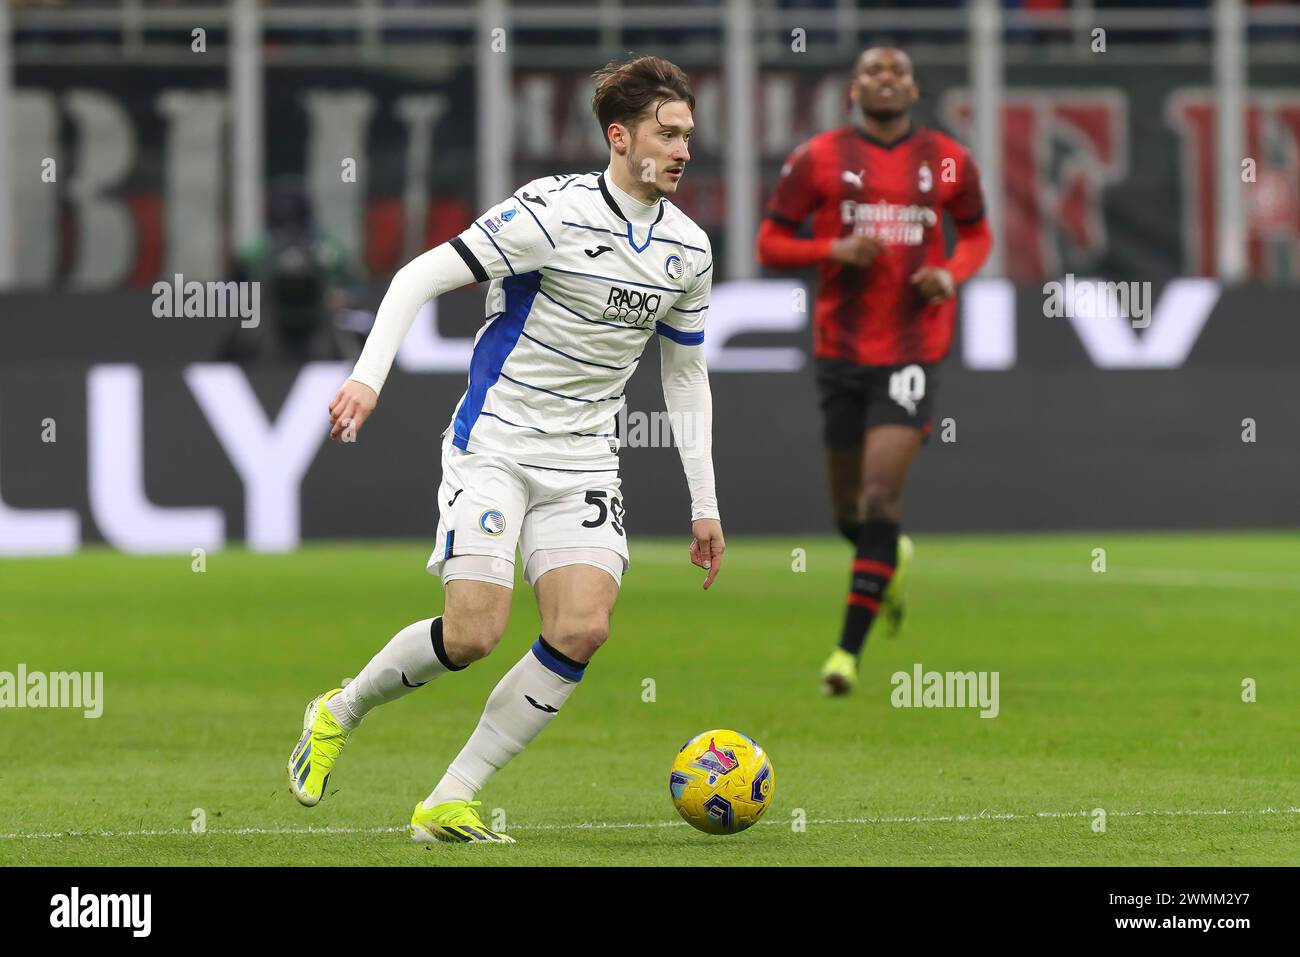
[{"xmin": 590, "ymin": 55, "xmax": 695, "ymax": 146}]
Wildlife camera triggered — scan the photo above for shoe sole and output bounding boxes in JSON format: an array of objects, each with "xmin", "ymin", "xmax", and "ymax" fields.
[
  {"xmin": 410, "ymin": 822, "xmax": 445, "ymax": 844},
  {"xmin": 410, "ymin": 821, "xmax": 516, "ymax": 845}
]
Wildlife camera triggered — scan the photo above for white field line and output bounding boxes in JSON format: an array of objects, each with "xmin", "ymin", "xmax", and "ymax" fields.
[{"xmin": 3, "ymin": 806, "xmax": 1297, "ymax": 841}]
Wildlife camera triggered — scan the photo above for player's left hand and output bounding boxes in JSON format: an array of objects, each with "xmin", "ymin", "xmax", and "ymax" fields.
[
  {"xmin": 909, "ymin": 266, "xmax": 956, "ymax": 305},
  {"xmin": 689, "ymin": 518, "xmax": 725, "ymax": 590}
]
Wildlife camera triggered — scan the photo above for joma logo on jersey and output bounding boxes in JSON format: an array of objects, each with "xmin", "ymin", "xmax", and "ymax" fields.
[{"xmin": 603, "ymin": 287, "xmax": 661, "ymax": 326}]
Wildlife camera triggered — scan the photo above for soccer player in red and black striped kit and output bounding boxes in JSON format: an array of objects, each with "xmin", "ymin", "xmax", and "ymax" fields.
[{"xmin": 757, "ymin": 46, "xmax": 992, "ymax": 695}]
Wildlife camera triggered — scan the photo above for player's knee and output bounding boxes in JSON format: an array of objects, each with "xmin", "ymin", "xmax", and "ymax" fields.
[
  {"xmin": 548, "ymin": 619, "xmax": 610, "ymax": 663},
  {"xmin": 441, "ymin": 614, "xmax": 505, "ymax": 665},
  {"xmin": 860, "ymin": 482, "xmax": 902, "ymax": 523},
  {"xmin": 833, "ymin": 509, "xmax": 860, "ymax": 543}
]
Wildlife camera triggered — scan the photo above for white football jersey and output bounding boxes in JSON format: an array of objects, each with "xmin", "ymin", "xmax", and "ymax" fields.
[{"xmin": 445, "ymin": 169, "xmax": 713, "ymax": 470}]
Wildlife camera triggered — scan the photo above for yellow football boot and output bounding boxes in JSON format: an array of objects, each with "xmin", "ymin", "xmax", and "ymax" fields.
[
  {"xmin": 287, "ymin": 689, "xmax": 350, "ymax": 807},
  {"xmin": 410, "ymin": 800, "xmax": 516, "ymax": 845},
  {"xmin": 820, "ymin": 648, "xmax": 858, "ymax": 696}
]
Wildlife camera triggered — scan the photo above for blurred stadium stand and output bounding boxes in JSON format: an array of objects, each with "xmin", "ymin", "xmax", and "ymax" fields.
[{"xmin": 0, "ymin": 1, "xmax": 1297, "ymax": 553}]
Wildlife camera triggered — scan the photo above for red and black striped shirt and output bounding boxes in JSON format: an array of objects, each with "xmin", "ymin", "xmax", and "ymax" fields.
[{"xmin": 764, "ymin": 124, "xmax": 987, "ymax": 366}]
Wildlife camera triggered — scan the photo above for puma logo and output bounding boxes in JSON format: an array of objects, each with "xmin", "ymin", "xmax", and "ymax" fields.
[
  {"xmin": 842, "ymin": 169, "xmax": 865, "ymax": 188},
  {"xmin": 525, "ymin": 694, "xmax": 559, "ymax": 713},
  {"xmin": 584, "ymin": 245, "xmax": 613, "ymax": 258}
]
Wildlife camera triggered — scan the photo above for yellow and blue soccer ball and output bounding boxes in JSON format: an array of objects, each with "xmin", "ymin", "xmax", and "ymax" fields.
[{"xmin": 669, "ymin": 729, "xmax": 775, "ymax": 835}]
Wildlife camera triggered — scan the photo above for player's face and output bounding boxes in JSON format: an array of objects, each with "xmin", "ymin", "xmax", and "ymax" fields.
[
  {"xmin": 849, "ymin": 48, "xmax": 918, "ymax": 120},
  {"xmin": 622, "ymin": 99, "xmax": 693, "ymax": 198}
]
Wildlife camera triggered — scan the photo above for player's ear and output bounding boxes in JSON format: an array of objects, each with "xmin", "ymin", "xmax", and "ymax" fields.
[{"xmin": 608, "ymin": 122, "xmax": 629, "ymax": 155}]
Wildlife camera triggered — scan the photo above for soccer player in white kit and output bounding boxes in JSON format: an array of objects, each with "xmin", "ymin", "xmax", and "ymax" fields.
[{"xmin": 285, "ymin": 56, "xmax": 725, "ymax": 844}]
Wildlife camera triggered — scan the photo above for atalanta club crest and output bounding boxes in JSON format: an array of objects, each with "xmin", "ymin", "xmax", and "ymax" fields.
[
  {"xmin": 665, "ymin": 254, "xmax": 683, "ymax": 281},
  {"xmin": 479, "ymin": 509, "xmax": 506, "ymax": 535}
]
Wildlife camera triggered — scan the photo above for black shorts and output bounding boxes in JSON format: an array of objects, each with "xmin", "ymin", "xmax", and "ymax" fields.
[{"xmin": 814, "ymin": 357, "xmax": 938, "ymax": 449}]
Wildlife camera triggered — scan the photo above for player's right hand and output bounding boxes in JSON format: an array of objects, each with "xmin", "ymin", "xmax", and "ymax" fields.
[
  {"xmin": 328, "ymin": 379, "xmax": 378, "ymax": 443},
  {"xmin": 690, "ymin": 518, "xmax": 725, "ymax": 591},
  {"xmin": 828, "ymin": 234, "xmax": 885, "ymax": 269}
]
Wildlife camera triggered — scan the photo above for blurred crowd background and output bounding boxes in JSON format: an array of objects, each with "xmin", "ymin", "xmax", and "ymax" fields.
[{"xmin": 0, "ymin": 1, "xmax": 1296, "ymax": 553}]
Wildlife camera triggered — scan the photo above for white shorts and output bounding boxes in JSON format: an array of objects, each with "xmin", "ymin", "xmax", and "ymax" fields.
[{"xmin": 427, "ymin": 441, "xmax": 630, "ymax": 589}]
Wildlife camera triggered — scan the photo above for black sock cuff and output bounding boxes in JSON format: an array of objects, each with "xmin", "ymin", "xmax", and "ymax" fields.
[
  {"xmin": 430, "ymin": 616, "xmax": 468, "ymax": 672},
  {"xmin": 536, "ymin": 634, "xmax": 586, "ymax": 672},
  {"xmin": 857, "ymin": 520, "xmax": 900, "ymax": 548}
]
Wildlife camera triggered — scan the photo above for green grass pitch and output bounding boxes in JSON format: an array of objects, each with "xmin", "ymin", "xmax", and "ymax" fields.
[{"xmin": 1, "ymin": 532, "xmax": 1296, "ymax": 866}]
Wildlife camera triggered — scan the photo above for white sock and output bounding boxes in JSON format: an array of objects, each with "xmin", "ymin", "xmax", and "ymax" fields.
[
  {"xmin": 424, "ymin": 637, "xmax": 585, "ymax": 807},
  {"xmin": 326, "ymin": 617, "xmax": 464, "ymax": 730}
]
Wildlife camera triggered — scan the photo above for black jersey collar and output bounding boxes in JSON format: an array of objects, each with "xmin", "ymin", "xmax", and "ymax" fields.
[
  {"xmin": 853, "ymin": 123, "xmax": 917, "ymax": 150},
  {"xmin": 599, "ymin": 171, "xmax": 666, "ymax": 225}
]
